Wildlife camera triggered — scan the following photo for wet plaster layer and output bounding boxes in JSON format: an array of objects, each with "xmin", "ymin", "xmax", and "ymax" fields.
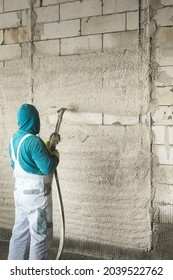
[{"xmin": 0, "ymin": 48, "xmax": 151, "ymax": 255}]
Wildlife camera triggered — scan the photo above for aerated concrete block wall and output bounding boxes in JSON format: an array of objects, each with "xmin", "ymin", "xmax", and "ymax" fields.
[
  {"xmin": 0, "ymin": 0, "xmax": 166, "ymax": 259},
  {"xmin": 150, "ymin": 0, "xmax": 173, "ymax": 258}
]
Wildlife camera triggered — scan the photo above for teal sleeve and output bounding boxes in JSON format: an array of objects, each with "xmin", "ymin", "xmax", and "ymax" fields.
[
  {"xmin": 8, "ymin": 133, "xmax": 59, "ymax": 175},
  {"xmin": 25, "ymin": 136, "xmax": 59, "ymax": 175}
]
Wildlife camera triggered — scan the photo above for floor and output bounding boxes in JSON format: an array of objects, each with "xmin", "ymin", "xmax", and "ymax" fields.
[
  {"xmin": 0, "ymin": 240, "xmax": 97, "ymax": 260},
  {"xmin": 1, "ymin": 223, "xmax": 173, "ymax": 260}
]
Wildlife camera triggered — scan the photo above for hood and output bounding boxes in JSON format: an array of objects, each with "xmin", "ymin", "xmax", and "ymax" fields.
[{"xmin": 17, "ymin": 104, "xmax": 40, "ymax": 135}]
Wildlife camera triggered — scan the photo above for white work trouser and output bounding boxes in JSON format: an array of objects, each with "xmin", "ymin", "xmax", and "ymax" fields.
[{"xmin": 8, "ymin": 134, "xmax": 53, "ymax": 260}]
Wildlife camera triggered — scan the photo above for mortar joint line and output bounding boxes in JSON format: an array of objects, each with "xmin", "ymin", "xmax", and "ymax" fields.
[
  {"xmin": 59, "ymin": 2, "xmax": 61, "ymax": 21},
  {"xmin": 138, "ymin": 0, "xmax": 142, "ymax": 49},
  {"xmin": 125, "ymin": 12, "xmax": 127, "ymax": 31},
  {"xmin": 101, "ymin": 0, "xmax": 103, "ymax": 16},
  {"xmin": 29, "ymin": 0, "xmax": 34, "ymax": 103},
  {"xmin": 102, "ymin": 113, "xmax": 104, "ymax": 125},
  {"xmin": 101, "ymin": 34, "xmax": 103, "ymax": 52},
  {"xmin": 79, "ymin": 18, "xmax": 82, "ymax": 36}
]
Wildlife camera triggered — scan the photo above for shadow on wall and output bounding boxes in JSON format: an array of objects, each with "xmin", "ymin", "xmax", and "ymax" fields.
[{"xmin": 1, "ymin": 224, "xmax": 173, "ymax": 260}]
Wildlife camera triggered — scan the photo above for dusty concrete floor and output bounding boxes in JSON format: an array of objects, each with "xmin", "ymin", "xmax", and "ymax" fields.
[
  {"xmin": 0, "ymin": 241, "xmax": 8, "ymax": 260},
  {"xmin": 1, "ymin": 223, "xmax": 173, "ymax": 260},
  {"xmin": 0, "ymin": 227, "xmax": 99, "ymax": 260},
  {"xmin": 0, "ymin": 240, "xmax": 98, "ymax": 260}
]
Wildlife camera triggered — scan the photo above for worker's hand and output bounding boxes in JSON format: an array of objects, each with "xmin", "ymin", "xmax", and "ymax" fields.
[
  {"xmin": 50, "ymin": 149, "xmax": 60, "ymax": 160},
  {"xmin": 45, "ymin": 140, "xmax": 51, "ymax": 151},
  {"xmin": 45, "ymin": 140, "xmax": 60, "ymax": 159}
]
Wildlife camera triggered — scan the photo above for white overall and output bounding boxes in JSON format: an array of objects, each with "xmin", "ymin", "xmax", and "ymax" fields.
[{"xmin": 8, "ymin": 134, "xmax": 53, "ymax": 260}]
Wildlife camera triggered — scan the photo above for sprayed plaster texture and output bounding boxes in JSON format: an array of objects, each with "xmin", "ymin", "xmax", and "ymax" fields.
[
  {"xmin": 50, "ymin": 124, "xmax": 151, "ymax": 249},
  {"xmin": 30, "ymin": 47, "xmax": 151, "ymax": 250},
  {"xmin": 33, "ymin": 50, "xmax": 149, "ymax": 117},
  {"xmin": 0, "ymin": 48, "xmax": 151, "ymax": 252},
  {"xmin": 0, "ymin": 58, "xmax": 32, "ymax": 228}
]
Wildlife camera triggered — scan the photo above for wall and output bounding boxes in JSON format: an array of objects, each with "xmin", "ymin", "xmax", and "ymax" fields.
[
  {"xmin": 150, "ymin": 0, "xmax": 173, "ymax": 259},
  {"xmin": 0, "ymin": 0, "xmax": 152, "ymax": 259}
]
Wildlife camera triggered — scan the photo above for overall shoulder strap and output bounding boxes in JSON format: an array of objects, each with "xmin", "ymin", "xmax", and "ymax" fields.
[
  {"xmin": 10, "ymin": 136, "xmax": 16, "ymax": 162},
  {"xmin": 16, "ymin": 133, "xmax": 33, "ymax": 160}
]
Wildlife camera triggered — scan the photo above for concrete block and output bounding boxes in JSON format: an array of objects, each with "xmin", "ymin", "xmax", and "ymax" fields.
[
  {"xmin": 61, "ymin": 0, "xmax": 102, "ymax": 20},
  {"xmin": 154, "ymin": 7, "xmax": 173, "ymax": 27},
  {"xmin": 127, "ymin": 11, "xmax": 138, "ymax": 30},
  {"xmin": 35, "ymin": 5, "xmax": 59, "ymax": 23},
  {"xmin": 42, "ymin": 19, "xmax": 80, "ymax": 39},
  {"xmin": 154, "ymin": 183, "xmax": 173, "ymax": 205},
  {"xmin": 4, "ymin": 27, "xmax": 28, "ymax": 44},
  {"xmin": 103, "ymin": 0, "xmax": 138, "ymax": 14},
  {"xmin": 4, "ymin": 28, "xmax": 18, "ymax": 44},
  {"xmin": 155, "ymin": 66, "xmax": 173, "ymax": 86},
  {"xmin": 152, "ymin": 126, "xmax": 173, "ymax": 144},
  {"xmin": 43, "ymin": 0, "xmax": 59, "ymax": 5},
  {"xmin": 43, "ymin": 0, "xmax": 73, "ymax": 5},
  {"xmin": 152, "ymin": 106, "xmax": 173, "ymax": 125},
  {"xmin": 103, "ymin": 31, "xmax": 138, "ymax": 49},
  {"xmin": 155, "ymin": 28, "xmax": 173, "ymax": 65},
  {"xmin": 4, "ymin": 0, "xmax": 40, "ymax": 11},
  {"xmin": 0, "ymin": 30, "xmax": 3, "ymax": 45},
  {"xmin": 155, "ymin": 87, "xmax": 173, "ymax": 105},
  {"xmin": 156, "ymin": 47, "xmax": 173, "ymax": 66},
  {"xmin": 34, "ymin": 39, "xmax": 60, "ymax": 56},
  {"xmin": 61, "ymin": 35, "xmax": 102, "ymax": 55},
  {"xmin": 18, "ymin": 26, "xmax": 28, "ymax": 43},
  {"xmin": 161, "ymin": 0, "xmax": 173, "ymax": 6},
  {"xmin": 0, "ymin": 11, "xmax": 21, "ymax": 29},
  {"xmin": 0, "ymin": 0, "xmax": 3, "ymax": 13},
  {"xmin": 0, "ymin": 44, "xmax": 21, "ymax": 61},
  {"xmin": 153, "ymin": 144, "xmax": 173, "ymax": 164},
  {"xmin": 47, "ymin": 111, "xmax": 103, "ymax": 125},
  {"xmin": 82, "ymin": 14, "xmax": 126, "ymax": 35},
  {"xmin": 4, "ymin": 0, "xmax": 29, "ymax": 11},
  {"xmin": 21, "ymin": 10, "xmax": 27, "ymax": 26},
  {"xmin": 154, "ymin": 27, "xmax": 173, "ymax": 47},
  {"xmin": 155, "ymin": 30, "xmax": 173, "ymax": 65},
  {"xmin": 155, "ymin": 165, "xmax": 173, "ymax": 185},
  {"xmin": 103, "ymin": 114, "xmax": 139, "ymax": 125}
]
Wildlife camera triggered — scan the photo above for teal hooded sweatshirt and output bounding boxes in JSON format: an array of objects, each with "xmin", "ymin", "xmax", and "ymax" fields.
[{"xmin": 9, "ymin": 104, "xmax": 59, "ymax": 175}]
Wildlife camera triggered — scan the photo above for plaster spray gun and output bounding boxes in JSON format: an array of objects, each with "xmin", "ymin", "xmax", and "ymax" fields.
[{"xmin": 49, "ymin": 108, "xmax": 66, "ymax": 260}]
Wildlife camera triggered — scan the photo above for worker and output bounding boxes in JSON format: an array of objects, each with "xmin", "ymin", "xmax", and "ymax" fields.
[{"xmin": 8, "ymin": 104, "xmax": 60, "ymax": 260}]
